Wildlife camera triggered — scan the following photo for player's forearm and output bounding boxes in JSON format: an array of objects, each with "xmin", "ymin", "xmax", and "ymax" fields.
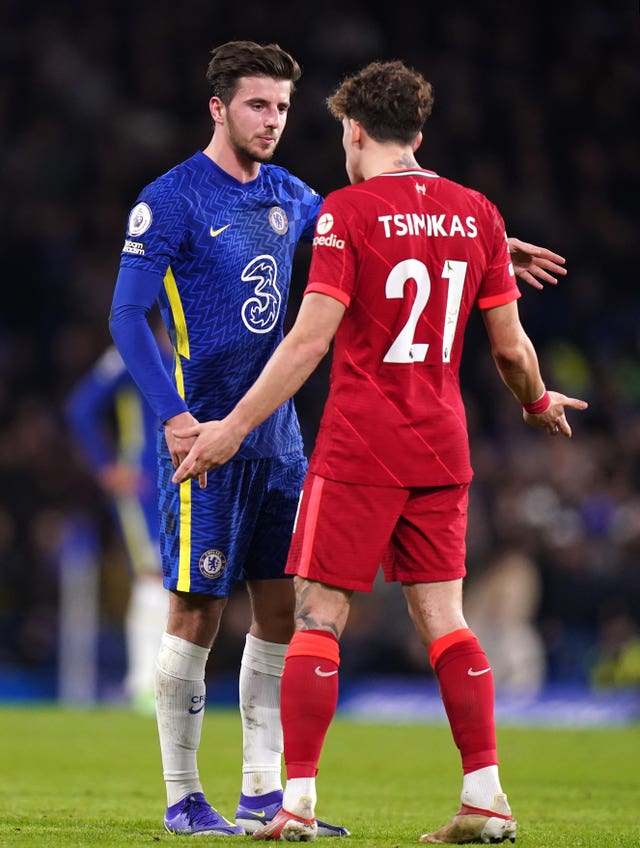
[
  {"xmin": 110, "ymin": 304, "xmax": 187, "ymax": 423},
  {"xmin": 110, "ymin": 266, "xmax": 187, "ymax": 422},
  {"xmin": 492, "ymin": 332, "xmax": 546, "ymax": 406}
]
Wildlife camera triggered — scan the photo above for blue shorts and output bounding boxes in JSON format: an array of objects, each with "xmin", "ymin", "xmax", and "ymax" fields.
[{"xmin": 157, "ymin": 442, "xmax": 307, "ymax": 596}]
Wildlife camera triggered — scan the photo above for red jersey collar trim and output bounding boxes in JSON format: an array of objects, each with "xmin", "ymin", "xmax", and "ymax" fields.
[{"xmin": 379, "ymin": 169, "xmax": 439, "ymax": 178}]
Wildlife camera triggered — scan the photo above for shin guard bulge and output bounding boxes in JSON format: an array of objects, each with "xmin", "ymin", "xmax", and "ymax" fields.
[
  {"xmin": 430, "ymin": 628, "xmax": 498, "ymax": 773},
  {"xmin": 280, "ymin": 630, "xmax": 340, "ymax": 779}
]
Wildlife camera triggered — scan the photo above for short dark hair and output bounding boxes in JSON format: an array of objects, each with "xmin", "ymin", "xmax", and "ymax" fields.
[
  {"xmin": 327, "ymin": 60, "xmax": 434, "ymax": 144},
  {"xmin": 206, "ymin": 40, "xmax": 302, "ymax": 105}
]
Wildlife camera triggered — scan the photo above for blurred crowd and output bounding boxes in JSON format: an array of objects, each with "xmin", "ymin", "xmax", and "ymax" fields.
[{"xmin": 0, "ymin": 1, "xmax": 638, "ymax": 697}]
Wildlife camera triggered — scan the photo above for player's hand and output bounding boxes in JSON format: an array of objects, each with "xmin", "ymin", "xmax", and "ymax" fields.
[
  {"xmin": 523, "ymin": 390, "xmax": 588, "ymax": 437},
  {"xmin": 164, "ymin": 411, "xmax": 207, "ymax": 489},
  {"xmin": 508, "ymin": 237, "xmax": 567, "ymax": 290},
  {"xmin": 171, "ymin": 419, "xmax": 243, "ymax": 484}
]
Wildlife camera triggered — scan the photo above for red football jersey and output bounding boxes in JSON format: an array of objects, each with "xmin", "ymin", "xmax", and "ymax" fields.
[{"xmin": 305, "ymin": 169, "xmax": 521, "ymax": 487}]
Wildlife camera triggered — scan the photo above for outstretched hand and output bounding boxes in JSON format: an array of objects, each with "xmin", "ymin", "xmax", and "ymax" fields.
[
  {"xmin": 508, "ymin": 237, "xmax": 567, "ymax": 290},
  {"xmin": 171, "ymin": 419, "xmax": 244, "ymax": 485},
  {"xmin": 523, "ymin": 390, "xmax": 588, "ymax": 437}
]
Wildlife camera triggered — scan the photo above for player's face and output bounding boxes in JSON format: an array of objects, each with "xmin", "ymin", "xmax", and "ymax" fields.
[
  {"xmin": 224, "ymin": 76, "xmax": 291, "ymax": 164},
  {"xmin": 341, "ymin": 117, "xmax": 363, "ymax": 184}
]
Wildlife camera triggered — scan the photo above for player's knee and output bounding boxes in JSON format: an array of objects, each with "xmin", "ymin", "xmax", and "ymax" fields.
[{"xmin": 250, "ymin": 611, "xmax": 295, "ymax": 644}]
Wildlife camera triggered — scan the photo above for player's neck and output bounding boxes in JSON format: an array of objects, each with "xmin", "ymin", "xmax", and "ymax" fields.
[
  {"xmin": 202, "ymin": 138, "xmax": 261, "ymax": 184},
  {"xmin": 361, "ymin": 147, "xmax": 421, "ymax": 181}
]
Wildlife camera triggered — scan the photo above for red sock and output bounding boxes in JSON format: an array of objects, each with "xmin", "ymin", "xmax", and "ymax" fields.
[
  {"xmin": 281, "ymin": 630, "xmax": 340, "ymax": 779},
  {"xmin": 430, "ymin": 628, "xmax": 498, "ymax": 773}
]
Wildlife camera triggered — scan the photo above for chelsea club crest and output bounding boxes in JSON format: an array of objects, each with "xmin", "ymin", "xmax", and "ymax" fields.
[
  {"xmin": 268, "ymin": 206, "xmax": 288, "ymax": 235},
  {"xmin": 198, "ymin": 549, "xmax": 227, "ymax": 579}
]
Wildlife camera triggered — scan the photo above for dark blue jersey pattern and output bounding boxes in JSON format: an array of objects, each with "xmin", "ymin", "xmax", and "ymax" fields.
[{"xmin": 110, "ymin": 151, "xmax": 323, "ymax": 460}]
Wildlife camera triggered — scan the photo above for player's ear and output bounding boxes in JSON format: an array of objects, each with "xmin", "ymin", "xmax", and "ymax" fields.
[
  {"xmin": 349, "ymin": 118, "xmax": 362, "ymax": 145},
  {"xmin": 412, "ymin": 131, "xmax": 423, "ymax": 152},
  {"xmin": 209, "ymin": 96, "xmax": 226, "ymax": 125}
]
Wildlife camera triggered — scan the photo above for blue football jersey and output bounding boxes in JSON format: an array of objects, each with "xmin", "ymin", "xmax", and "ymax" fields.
[{"xmin": 115, "ymin": 151, "xmax": 323, "ymax": 459}]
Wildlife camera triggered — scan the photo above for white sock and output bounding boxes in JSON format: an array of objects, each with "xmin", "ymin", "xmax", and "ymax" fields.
[
  {"xmin": 283, "ymin": 778, "xmax": 317, "ymax": 818},
  {"xmin": 156, "ymin": 632, "xmax": 210, "ymax": 806},
  {"xmin": 239, "ymin": 633, "xmax": 287, "ymax": 796},
  {"xmin": 461, "ymin": 766, "xmax": 506, "ymax": 811},
  {"xmin": 125, "ymin": 575, "xmax": 168, "ymax": 706}
]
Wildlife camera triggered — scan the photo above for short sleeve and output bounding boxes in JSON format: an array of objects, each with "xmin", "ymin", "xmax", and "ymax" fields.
[{"xmin": 304, "ymin": 192, "xmax": 357, "ymax": 307}]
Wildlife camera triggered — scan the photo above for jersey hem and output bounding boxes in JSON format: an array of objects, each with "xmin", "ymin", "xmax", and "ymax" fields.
[
  {"xmin": 477, "ymin": 289, "xmax": 521, "ymax": 310},
  {"xmin": 304, "ymin": 282, "xmax": 351, "ymax": 307}
]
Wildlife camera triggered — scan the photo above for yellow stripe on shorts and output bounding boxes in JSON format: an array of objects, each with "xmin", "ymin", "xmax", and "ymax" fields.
[{"xmin": 176, "ymin": 480, "xmax": 192, "ymax": 591}]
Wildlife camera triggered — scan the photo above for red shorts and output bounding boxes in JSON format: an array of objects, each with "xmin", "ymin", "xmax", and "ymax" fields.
[{"xmin": 285, "ymin": 473, "xmax": 469, "ymax": 591}]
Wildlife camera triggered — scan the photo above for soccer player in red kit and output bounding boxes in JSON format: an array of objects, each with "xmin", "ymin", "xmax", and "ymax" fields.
[{"xmin": 171, "ymin": 60, "xmax": 588, "ymax": 843}]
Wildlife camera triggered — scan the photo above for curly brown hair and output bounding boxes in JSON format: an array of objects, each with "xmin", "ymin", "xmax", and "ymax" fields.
[
  {"xmin": 206, "ymin": 40, "xmax": 301, "ymax": 105},
  {"xmin": 327, "ymin": 60, "xmax": 434, "ymax": 144}
]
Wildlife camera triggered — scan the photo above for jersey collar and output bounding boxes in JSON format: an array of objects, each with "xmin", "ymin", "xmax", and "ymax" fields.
[{"xmin": 378, "ymin": 168, "xmax": 439, "ymax": 178}]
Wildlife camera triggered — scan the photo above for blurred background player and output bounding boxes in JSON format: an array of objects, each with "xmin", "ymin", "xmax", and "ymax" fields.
[
  {"xmin": 171, "ymin": 59, "xmax": 588, "ymax": 844},
  {"xmin": 65, "ymin": 336, "xmax": 171, "ymax": 714},
  {"xmin": 464, "ymin": 550, "xmax": 547, "ymax": 696}
]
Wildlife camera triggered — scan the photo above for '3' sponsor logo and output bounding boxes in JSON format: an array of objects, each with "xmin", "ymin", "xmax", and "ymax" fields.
[
  {"xmin": 189, "ymin": 694, "xmax": 205, "ymax": 714},
  {"xmin": 241, "ymin": 255, "xmax": 281, "ymax": 334}
]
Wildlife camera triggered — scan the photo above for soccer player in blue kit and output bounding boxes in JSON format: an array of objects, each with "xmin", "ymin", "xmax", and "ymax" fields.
[
  {"xmin": 109, "ymin": 41, "xmax": 347, "ymax": 837},
  {"xmin": 65, "ymin": 341, "xmax": 170, "ymax": 715},
  {"xmin": 109, "ymin": 39, "xmax": 569, "ymax": 838}
]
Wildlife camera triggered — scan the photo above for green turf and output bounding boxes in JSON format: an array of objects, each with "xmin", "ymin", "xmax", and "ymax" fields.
[{"xmin": 0, "ymin": 705, "xmax": 638, "ymax": 846}]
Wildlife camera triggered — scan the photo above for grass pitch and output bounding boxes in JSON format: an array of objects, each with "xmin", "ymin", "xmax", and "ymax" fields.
[{"xmin": 1, "ymin": 705, "xmax": 638, "ymax": 847}]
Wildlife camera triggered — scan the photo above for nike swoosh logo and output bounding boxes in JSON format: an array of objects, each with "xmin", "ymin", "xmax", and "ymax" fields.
[
  {"xmin": 188, "ymin": 704, "xmax": 206, "ymax": 714},
  {"xmin": 210, "ymin": 224, "xmax": 230, "ymax": 237},
  {"xmin": 315, "ymin": 666, "xmax": 338, "ymax": 678},
  {"xmin": 249, "ymin": 811, "xmax": 267, "ymax": 818},
  {"xmin": 467, "ymin": 667, "xmax": 491, "ymax": 676}
]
